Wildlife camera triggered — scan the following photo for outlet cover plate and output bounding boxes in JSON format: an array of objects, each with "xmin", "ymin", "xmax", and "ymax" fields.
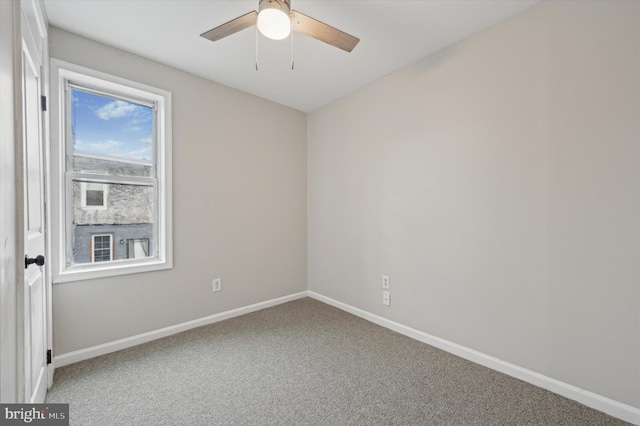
[
  {"xmin": 213, "ymin": 278, "xmax": 222, "ymax": 292},
  {"xmin": 382, "ymin": 275, "xmax": 390, "ymax": 289},
  {"xmin": 382, "ymin": 290, "xmax": 390, "ymax": 306}
]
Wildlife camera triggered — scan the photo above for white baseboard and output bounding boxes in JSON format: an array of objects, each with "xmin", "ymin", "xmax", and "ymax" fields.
[
  {"xmin": 54, "ymin": 291, "xmax": 308, "ymax": 368},
  {"xmin": 308, "ymin": 291, "xmax": 640, "ymax": 425}
]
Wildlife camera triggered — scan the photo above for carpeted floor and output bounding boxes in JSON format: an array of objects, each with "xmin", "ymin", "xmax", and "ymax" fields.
[{"xmin": 46, "ymin": 297, "xmax": 629, "ymax": 425}]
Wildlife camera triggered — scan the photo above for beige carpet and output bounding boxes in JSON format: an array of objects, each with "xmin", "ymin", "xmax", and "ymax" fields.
[{"xmin": 46, "ymin": 298, "xmax": 629, "ymax": 425}]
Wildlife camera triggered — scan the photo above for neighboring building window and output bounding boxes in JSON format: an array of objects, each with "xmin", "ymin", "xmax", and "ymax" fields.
[
  {"xmin": 51, "ymin": 60, "xmax": 172, "ymax": 282},
  {"xmin": 81, "ymin": 182, "xmax": 108, "ymax": 209},
  {"xmin": 91, "ymin": 234, "xmax": 113, "ymax": 262},
  {"xmin": 127, "ymin": 238, "xmax": 150, "ymax": 259}
]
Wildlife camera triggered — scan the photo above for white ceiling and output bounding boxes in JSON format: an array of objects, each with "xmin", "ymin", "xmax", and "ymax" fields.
[{"xmin": 43, "ymin": 0, "xmax": 541, "ymax": 113}]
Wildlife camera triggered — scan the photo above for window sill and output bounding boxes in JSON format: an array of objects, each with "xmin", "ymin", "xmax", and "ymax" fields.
[{"xmin": 53, "ymin": 259, "xmax": 172, "ymax": 284}]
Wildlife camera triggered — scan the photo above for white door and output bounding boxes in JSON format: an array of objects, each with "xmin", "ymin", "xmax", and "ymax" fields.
[{"xmin": 22, "ymin": 10, "xmax": 48, "ymax": 404}]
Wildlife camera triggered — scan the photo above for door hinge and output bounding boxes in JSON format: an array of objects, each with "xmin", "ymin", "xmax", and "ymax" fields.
[
  {"xmin": 41, "ymin": 95, "xmax": 47, "ymax": 112},
  {"xmin": 47, "ymin": 349, "xmax": 52, "ymax": 365}
]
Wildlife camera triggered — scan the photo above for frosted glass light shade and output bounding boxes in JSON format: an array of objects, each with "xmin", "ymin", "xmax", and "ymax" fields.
[{"xmin": 257, "ymin": 8, "xmax": 291, "ymax": 40}]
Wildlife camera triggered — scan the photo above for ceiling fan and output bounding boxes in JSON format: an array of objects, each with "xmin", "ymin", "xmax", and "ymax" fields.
[{"xmin": 200, "ymin": 0, "xmax": 360, "ymax": 54}]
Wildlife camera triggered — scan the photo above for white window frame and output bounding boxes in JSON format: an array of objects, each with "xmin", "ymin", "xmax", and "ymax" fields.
[
  {"xmin": 51, "ymin": 59, "xmax": 173, "ymax": 283},
  {"xmin": 91, "ymin": 234, "xmax": 114, "ymax": 263}
]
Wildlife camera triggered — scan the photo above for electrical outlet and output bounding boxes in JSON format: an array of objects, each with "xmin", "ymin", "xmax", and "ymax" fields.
[
  {"xmin": 212, "ymin": 278, "xmax": 222, "ymax": 293},
  {"xmin": 382, "ymin": 290, "xmax": 390, "ymax": 306},
  {"xmin": 382, "ymin": 275, "xmax": 390, "ymax": 289}
]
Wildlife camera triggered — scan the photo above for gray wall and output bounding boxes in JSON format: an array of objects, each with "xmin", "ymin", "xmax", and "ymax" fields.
[
  {"xmin": 73, "ymin": 224, "xmax": 153, "ymax": 264},
  {"xmin": 308, "ymin": 0, "xmax": 639, "ymax": 409},
  {"xmin": 50, "ymin": 28, "xmax": 308, "ymax": 355}
]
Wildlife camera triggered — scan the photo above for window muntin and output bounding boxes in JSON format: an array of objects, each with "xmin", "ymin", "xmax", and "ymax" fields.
[{"xmin": 52, "ymin": 60, "xmax": 172, "ymax": 282}]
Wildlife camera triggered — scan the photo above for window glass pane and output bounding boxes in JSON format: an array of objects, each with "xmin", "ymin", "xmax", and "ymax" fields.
[
  {"xmin": 70, "ymin": 87, "xmax": 153, "ymax": 177},
  {"xmin": 72, "ymin": 180, "xmax": 155, "ymax": 265},
  {"xmin": 85, "ymin": 189, "xmax": 104, "ymax": 206}
]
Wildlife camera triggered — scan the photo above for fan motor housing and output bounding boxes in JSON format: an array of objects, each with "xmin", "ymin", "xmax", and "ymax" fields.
[{"xmin": 259, "ymin": 0, "xmax": 291, "ymax": 16}]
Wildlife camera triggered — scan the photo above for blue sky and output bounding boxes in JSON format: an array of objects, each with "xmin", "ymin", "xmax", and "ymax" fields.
[{"xmin": 72, "ymin": 89, "xmax": 153, "ymax": 162}]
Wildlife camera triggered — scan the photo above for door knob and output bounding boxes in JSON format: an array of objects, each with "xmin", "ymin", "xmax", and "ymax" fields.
[{"xmin": 25, "ymin": 255, "xmax": 45, "ymax": 269}]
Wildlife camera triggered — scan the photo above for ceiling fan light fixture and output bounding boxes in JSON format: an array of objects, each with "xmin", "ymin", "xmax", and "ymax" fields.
[{"xmin": 257, "ymin": 0, "xmax": 291, "ymax": 40}]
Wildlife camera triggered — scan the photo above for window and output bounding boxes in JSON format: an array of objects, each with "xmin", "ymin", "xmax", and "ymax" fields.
[
  {"xmin": 51, "ymin": 60, "xmax": 172, "ymax": 282},
  {"xmin": 91, "ymin": 234, "xmax": 113, "ymax": 262},
  {"xmin": 81, "ymin": 182, "xmax": 108, "ymax": 209},
  {"xmin": 127, "ymin": 238, "xmax": 150, "ymax": 259}
]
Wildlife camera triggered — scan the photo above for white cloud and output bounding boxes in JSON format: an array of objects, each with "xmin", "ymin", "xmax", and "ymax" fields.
[
  {"xmin": 74, "ymin": 138, "xmax": 152, "ymax": 162},
  {"xmin": 75, "ymin": 139, "xmax": 123, "ymax": 152},
  {"xmin": 139, "ymin": 136, "xmax": 152, "ymax": 145},
  {"xmin": 125, "ymin": 147, "xmax": 153, "ymax": 160},
  {"xmin": 95, "ymin": 101, "xmax": 137, "ymax": 120}
]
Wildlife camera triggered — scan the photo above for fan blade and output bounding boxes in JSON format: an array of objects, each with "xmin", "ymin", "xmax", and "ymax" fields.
[
  {"xmin": 200, "ymin": 11, "xmax": 258, "ymax": 42},
  {"xmin": 291, "ymin": 10, "xmax": 359, "ymax": 53}
]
